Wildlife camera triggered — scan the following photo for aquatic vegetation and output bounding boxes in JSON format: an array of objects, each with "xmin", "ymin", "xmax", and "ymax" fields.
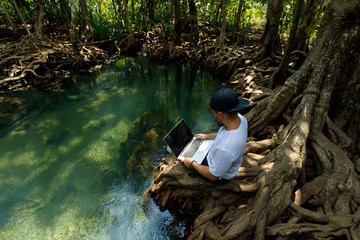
[{"xmin": 120, "ymin": 110, "xmax": 171, "ymax": 179}]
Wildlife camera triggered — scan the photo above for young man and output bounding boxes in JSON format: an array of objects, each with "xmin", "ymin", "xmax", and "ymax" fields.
[{"xmin": 181, "ymin": 88, "xmax": 249, "ymax": 181}]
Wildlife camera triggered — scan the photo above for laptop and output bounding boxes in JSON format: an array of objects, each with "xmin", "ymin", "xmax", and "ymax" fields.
[{"xmin": 164, "ymin": 119, "xmax": 214, "ymax": 164}]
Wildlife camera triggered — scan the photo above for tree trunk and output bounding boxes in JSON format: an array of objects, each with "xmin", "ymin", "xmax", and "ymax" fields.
[
  {"xmin": 158, "ymin": 2, "xmax": 169, "ymax": 53},
  {"xmin": 69, "ymin": 0, "xmax": 82, "ymax": 60},
  {"xmin": 12, "ymin": 0, "xmax": 32, "ymax": 36},
  {"xmin": 268, "ymin": 0, "xmax": 304, "ymax": 87},
  {"xmin": 171, "ymin": 0, "xmax": 182, "ymax": 45},
  {"xmin": 310, "ymin": 0, "xmax": 326, "ymax": 38},
  {"xmin": 183, "ymin": 0, "xmax": 188, "ymax": 24},
  {"xmin": 140, "ymin": 0, "xmax": 148, "ymax": 31},
  {"xmin": 188, "ymin": 0, "xmax": 199, "ymax": 46},
  {"xmin": 256, "ymin": 0, "xmax": 285, "ymax": 61},
  {"xmin": 32, "ymin": 0, "xmax": 45, "ymax": 38},
  {"xmin": 145, "ymin": 0, "xmax": 360, "ymax": 239},
  {"xmin": 123, "ymin": 0, "xmax": 134, "ymax": 43},
  {"xmin": 59, "ymin": 0, "xmax": 71, "ymax": 27},
  {"xmin": 0, "ymin": 0, "xmax": 17, "ymax": 35},
  {"xmin": 131, "ymin": 0, "xmax": 135, "ymax": 23},
  {"xmin": 170, "ymin": 0, "xmax": 174, "ymax": 22},
  {"xmin": 113, "ymin": 0, "xmax": 125, "ymax": 30},
  {"xmin": 234, "ymin": 0, "xmax": 244, "ymax": 32},
  {"xmin": 214, "ymin": 0, "xmax": 221, "ymax": 24},
  {"xmin": 217, "ymin": 0, "xmax": 227, "ymax": 46},
  {"xmin": 293, "ymin": 0, "xmax": 319, "ymax": 52},
  {"xmin": 147, "ymin": 0, "xmax": 155, "ymax": 26},
  {"xmin": 79, "ymin": 0, "xmax": 90, "ymax": 34}
]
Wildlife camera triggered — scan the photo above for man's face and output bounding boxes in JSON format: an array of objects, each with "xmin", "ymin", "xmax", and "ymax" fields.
[{"xmin": 211, "ymin": 109, "xmax": 224, "ymax": 127}]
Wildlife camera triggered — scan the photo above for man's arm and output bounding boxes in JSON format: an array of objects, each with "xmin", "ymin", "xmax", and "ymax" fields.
[
  {"xmin": 195, "ymin": 132, "xmax": 217, "ymax": 140},
  {"xmin": 181, "ymin": 157, "xmax": 219, "ymax": 181}
]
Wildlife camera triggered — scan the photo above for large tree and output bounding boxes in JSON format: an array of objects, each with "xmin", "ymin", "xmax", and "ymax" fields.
[
  {"xmin": 123, "ymin": 0, "xmax": 134, "ymax": 42},
  {"xmin": 32, "ymin": 0, "xmax": 45, "ymax": 38},
  {"xmin": 293, "ymin": 0, "xmax": 320, "ymax": 52},
  {"xmin": 172, "ymin": 0, "xmax": 182, "ymax": 45},
  {"xmin": 217, "ymin": 0, "xmax": 227, "ymax": 46},
  {"xmin": 188, "ymin": 0, "xmax": 199, "ymax": 46},
  {"xmin": 256, "ymin": 0, "xmax": 285, "ymax": 61},
  {"xmin": 268, "ymin": 0, "xmax": 304, "ymax": 87},
  {"xmin": 79, "ymin": 0, "xmax": 90, "ymax": 34},
  {"xmin": 145, "ymin": 0, "xmax": 360, "ymax": 239},
  {"xmin": 58, "ymin": 0, "xmax": 71, "ymax": 27},
  {"xmin": 69, "ymin": 0, "xmax": 82, "ymax": 60},
  {"xmin": 234, "ymin": 0, "xmax": 244, "ymax": 32}
]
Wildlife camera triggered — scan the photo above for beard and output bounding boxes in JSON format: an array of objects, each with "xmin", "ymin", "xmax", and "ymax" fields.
[{"xmin": 215, "ymin": 117, "xmax": 224, "ymax": 127}]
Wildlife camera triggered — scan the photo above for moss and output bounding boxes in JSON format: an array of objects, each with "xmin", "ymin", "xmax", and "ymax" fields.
[{"xmin": 119, "ymin": 110, "xmax": 170, "ymax": 179}]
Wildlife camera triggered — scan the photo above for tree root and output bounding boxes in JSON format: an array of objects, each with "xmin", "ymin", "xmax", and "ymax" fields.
[
  {"xmin": 0, "ymin": 35, "xmax": 108, "ymax": 91},
  {"xmin": 268, "ymin": 204, "xmax": 360, "ymax": 239},
  {"xmin": 144, "ymin": 32, "xmax": 360, "ymax": 238}
]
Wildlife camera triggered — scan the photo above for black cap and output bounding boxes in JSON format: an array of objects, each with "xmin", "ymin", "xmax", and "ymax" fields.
[{"xmin": 209, "ymin": 88, "xmax": 249, "ymax": 112}]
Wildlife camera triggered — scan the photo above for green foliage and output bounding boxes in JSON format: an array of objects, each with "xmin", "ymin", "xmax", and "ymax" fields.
[
  {"xmin": 0, "ymin": 0, "xmax": 325, "ymax": 45},
  {"xmin": 0, "ymin": 0, "xmax": 20, "ymax": 23},
  {"xmin": 280, "ymin": 0, "xmax": 295, "ymax": 35},
  {"xmin": 88, "ymin": 5, "xmax": 115, "ymax": 40},
  {"xmin": 17, "ymin": 0, "xmax": 32, "ymax": 21},
  {"xmin": 44, "ymin": 1, "xmax": 60, "ymax": 24},
  {"xmin": 195, "ymin": 0, "xmax": 266, "ymax": 29},
  {"xmin": 242, "ymin": 1, "xmax": 267, "ymax": 27},
  {"xmin": 158, "ymin": 1, "xmax": 173, "ymax": 36}
]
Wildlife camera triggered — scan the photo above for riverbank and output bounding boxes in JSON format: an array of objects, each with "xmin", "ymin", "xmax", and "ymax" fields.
[{"xmin": 0, "ymin": 24, "xmax": 264, "ymax": 94}]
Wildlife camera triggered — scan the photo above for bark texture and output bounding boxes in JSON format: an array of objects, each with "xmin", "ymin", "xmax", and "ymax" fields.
[
  {"xmin": 293, "ymin": 0, "xmax": 319, "ymax": 52},
  {"xmin": 69, "ymin": 0, "xmax": 82, "ymax": 60},
  {"xmin": 172, "ymin": 0, "xmax": 182, "ymax": 45},
  {"xmin": 32, "ymin": 0, "xmax": 45, "ymax": 38},
  {"xmin": 256, "ymin": 0, "xmax": 285, "ymax": 61},
  {"xmin": 217, "ymin": 0, "xmax": 227, "ymax": 46},
  {"xmin": 79, "ymin": 0, "xmax": 90, "ymax": 34},
  {"xmin": 234, "ymin": 0, "xmax": 244, "ymax": 32},
  {"xmin": 59, "ymin": 0, "xmax": 71, "ymax": 27},
  {"xmin": 144, "ymin": 0, "xmax": 360, "ymax": 239},
  {"xmin": 268, "ymin": 0, "xmax": 304, "ymax": 87},
  {"xmin": 188, "ymin": 0, "xmax": 199, "ymax": 46}
]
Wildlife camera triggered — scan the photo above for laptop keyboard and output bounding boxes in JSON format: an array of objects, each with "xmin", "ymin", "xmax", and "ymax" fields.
[{"xmin": 182, "ymin": 139, "xmax": 202, "ymax": 157}]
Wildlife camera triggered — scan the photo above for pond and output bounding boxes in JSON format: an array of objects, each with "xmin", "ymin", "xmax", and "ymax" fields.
[{"xmin": 0, "ymin": 57, "xmax": 221, "ymax": 239}]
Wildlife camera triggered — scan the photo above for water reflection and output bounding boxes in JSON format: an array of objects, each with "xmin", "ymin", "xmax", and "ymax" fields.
[{"xmin": 0, "ymin": 56, "xmax": 221, "ymax": 239}]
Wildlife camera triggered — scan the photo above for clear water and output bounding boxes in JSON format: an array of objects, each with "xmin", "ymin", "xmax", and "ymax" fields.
[{"xmin": 0, "ymin": 57, "xmax": 221, "ymax": 239}]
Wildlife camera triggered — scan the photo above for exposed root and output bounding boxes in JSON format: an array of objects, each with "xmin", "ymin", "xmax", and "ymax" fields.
[
  {"xmin": 144, "ymin": 23, "xmax": 360, "ymax": 237},
  {"xmin": 0, "ymin": 35, "xmax": 108, "ymax": 91},
  {"xmin": 268, "ymin": 204, "xmax": 360, "ymax": 239}
]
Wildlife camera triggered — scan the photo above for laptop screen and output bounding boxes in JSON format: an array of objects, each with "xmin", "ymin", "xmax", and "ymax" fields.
[{"xmin": 164, "ymin": 119, "xmax": 193, "ymax": 156}]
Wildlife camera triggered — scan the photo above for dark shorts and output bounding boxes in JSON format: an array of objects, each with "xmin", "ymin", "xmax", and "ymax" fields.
[{"xmin": 201, "ymin": 155, "xmax": 209, "ymax": 166}]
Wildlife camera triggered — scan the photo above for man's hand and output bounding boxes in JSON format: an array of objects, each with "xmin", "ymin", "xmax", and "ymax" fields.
[
  {"xmin": 181, "ymin": 157, "xmax": 219, "ymax": 181},
  {"xmin": 181, "ymin": 157, "xmax": 193, "ymax": 168},
  {"xmin": 195, "ymin": 134, "xmax": 208, "ymax": 140},
  {"xmin": 195, "ymin": 132, "xmax": 217, "ymax": 140}
]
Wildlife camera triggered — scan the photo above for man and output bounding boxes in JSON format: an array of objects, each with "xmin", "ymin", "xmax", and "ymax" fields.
[{"xmin": 181, "ymin": 88, "xmax": 249, "ymax": 181}]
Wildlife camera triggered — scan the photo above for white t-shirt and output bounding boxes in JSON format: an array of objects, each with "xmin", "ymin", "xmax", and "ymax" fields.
[{"xmin": 207, "ymin": 113, "xmax": 248, "ymax": 179}]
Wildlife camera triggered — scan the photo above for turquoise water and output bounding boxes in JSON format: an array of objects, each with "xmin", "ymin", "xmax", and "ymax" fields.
[{"xmin": 0, "ymin": 57, "xmax": 221, "ymax": 239}]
